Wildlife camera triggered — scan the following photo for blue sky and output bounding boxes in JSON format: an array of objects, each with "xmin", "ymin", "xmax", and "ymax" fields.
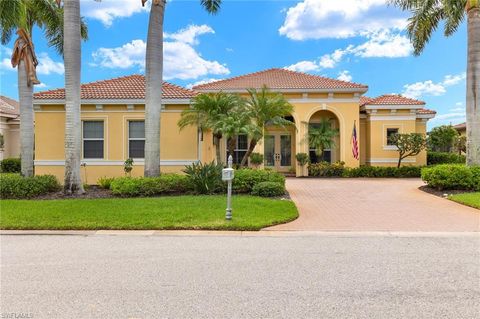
[{"xmin": 0, "ymin": 0, "xmax": 468, "ymax": 128}]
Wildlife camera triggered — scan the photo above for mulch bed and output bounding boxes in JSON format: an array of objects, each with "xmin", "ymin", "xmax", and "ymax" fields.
[
  {"xmin": 35, "ymin": 186, "xmax": 114, "ymax": 200},
  {"xmin": 418, "ymin": 185, "xmax": 475, "ymax": 198}
]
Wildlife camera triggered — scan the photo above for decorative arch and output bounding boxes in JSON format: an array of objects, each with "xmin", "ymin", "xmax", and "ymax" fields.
[{"xmin": 304, "ymin": 104, "xmax": 346, "ymax": 162}]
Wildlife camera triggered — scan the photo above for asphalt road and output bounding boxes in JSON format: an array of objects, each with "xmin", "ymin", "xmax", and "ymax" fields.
[{"xmin": 1, "ymin": 233, "xmax": 479, "ymax": 319}]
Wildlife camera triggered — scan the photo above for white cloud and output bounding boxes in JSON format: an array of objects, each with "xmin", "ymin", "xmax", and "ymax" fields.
[
  {"xmin": 337, "ymin": 70, "xmax": 352, "ymax": 82},
  {"xmin": 34, "ymin": 82, "xmax": 48, "ymax": 90},
  {"xmin": 319, "ymin": 48, "xmax": 350, "ymax": 68},
  {"xmin": 402, "ymin": 72, "xmax": 466, "ymax": 99},
  {"xmin": 352, "ymin": 30, "xmax": 412, "ymax": 58},
  {"xmin": 186, "ymin": 78, "xmax": 221, "ymax": 89},
  {"xmin": 165, "ymin": 25, "xmax": 214, "ymax": 45},
  {"xmin": 0, "ymin": 50, "xmax": 63, "ymax": 75},
  {"xmin": 285, "ymin": 60, "xmax": 320, "ymax": 72},
  {"xmin": 91, "ymin": 24, "xmax": 230, "ymax": 80},
  {"xmin": 81, "ymin": 0, "xmax": 148, "ymax": 27},
  {"xmin": 279, "ymin": 0, "xmax": 407, "ymax": 40},
  {"xmin": 36, "ymin": 53, "xmax": 64, "ymax": 75}
]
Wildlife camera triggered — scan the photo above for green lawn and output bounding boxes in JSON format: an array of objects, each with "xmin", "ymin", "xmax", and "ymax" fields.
[
  {"xmin": 448, "ymin": 192, "xmax": 480, "ymax": 209},
  {"xmin": 0, "ymin": 195, "xmax": 298, "ymax": 231}
]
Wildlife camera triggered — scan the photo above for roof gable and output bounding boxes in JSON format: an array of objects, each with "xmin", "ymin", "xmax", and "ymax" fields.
[
  {"xmin": 0, "ymin": 95, "xmax": 19, "ymax": 117},
  {"xmin": 193, "ymin": 68, "xmax": 368, "ymax": 91},
  {"xmin": 33, "ymin": 75, "xmax": 196, "ymax": 101},
  {"xmin": 361, "ymin": 94, "xmax": 425, "ymax": 106}
]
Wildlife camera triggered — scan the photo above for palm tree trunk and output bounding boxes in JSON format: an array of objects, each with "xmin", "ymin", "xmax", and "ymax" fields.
[
  {"xmin": 144, "ymin": 1, "xmax": 166, "ymax": 177},
  {"xmin": 63, "ymin": 0, "xmax": 84, "ymax": 194},
  {"xmin": 467, "ymin": 7, "xmax": 480, "ymax": 165},
  {"xmin": 240, "ymin": 138, "xmax": 257, "ymax": 167},
  {"xmin": 214, "ymin": 134, "xmax": 222, "ymax": 164},
  {"xmin": 227, "ymin": 137, "xmax": 236, "ymax": 160},
  {"xmin": 17, "ymin": 61, "xmax": 34, "ymax": 177}
]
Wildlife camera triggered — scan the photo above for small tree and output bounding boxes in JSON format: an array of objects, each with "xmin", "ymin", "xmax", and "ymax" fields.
[
  {"xmin": 428, "ymin": 125, "xmax": 459, "ymax": 152},
  {"xmin": 295, "ymin": 153, "xmax": 310, "ymax": 177},
  {"xmin": 249, "ymin": 152, "xmax": 264, "ymax": 169},
  {"xmin": 454, "ymin": 135, "xmax": 467, "ymax": 155},
  {"xmin": 389, "ymin": 133, "xmax": 427, "ymax": 168}
]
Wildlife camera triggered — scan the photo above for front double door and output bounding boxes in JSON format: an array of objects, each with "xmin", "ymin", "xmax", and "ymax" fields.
[{"xmin": 264, "ymin": 133, "xmax": 292, "ymax": 172}]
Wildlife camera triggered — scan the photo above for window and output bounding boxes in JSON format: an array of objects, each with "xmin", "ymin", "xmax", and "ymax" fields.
[
  {"xmin": 227, "ymin": 135, "xmax": 248, "ymax": 165},
  {"xmin": 386, "ymin": 128, "xmax": 399, "ymax": 146},
  {"xmin": 83, "ymin": 121, "xmax": 104, "ymax": 159},
  {"xmin": 128, "ymin": 121, "xmax": 145, "ymax": 158}
]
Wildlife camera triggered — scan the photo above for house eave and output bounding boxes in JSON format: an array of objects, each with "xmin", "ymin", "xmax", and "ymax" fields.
[{"xmin": 32, "ymin": 98, "xmax": 192, "ymax": 105}]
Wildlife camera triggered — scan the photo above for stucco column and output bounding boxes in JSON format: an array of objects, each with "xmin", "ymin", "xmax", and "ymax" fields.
[{"xmin": 296, "ymin": 120, "xmax": 308, "ymax": 177}]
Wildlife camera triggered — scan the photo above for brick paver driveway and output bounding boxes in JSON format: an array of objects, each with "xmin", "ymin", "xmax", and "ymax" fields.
[{"xmin": 267, "ymin": 178, "xmax": 479, "ymax": 231}]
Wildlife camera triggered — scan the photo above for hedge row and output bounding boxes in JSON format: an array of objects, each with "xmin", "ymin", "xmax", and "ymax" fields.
[
  {"xmin": 0, "ymin": 174, "xmax": 60, "ymax": 199},
  {"xmin": 0, "ymin": 158, "xmax": 21, "ymax": 173},
  {"xmin": 421, "ymin": 164, "xmax": 480, "ymax": 191},
  {"xmin": 427, "ymin": 152, "xmax": 465, "ymax": 165},
  {"xmin": 308, "ymin": 161, "xmax": 422, "ymax": 178},
  {"xmin": 103, "ymin": 168, "xmax": 286, "ymax": 198}
]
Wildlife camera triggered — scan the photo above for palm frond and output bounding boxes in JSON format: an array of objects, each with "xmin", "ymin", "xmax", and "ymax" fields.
[
  {"xmin": 0, "ymin": 0, "xmax": 26, "ymax": 44},
  {"xmin": 200, "ymin": 0, "xmax": 222, "ymax": 14},
  {"xmin": 442, "ymin": 0, "xmax": 466, "ymax": 36}
]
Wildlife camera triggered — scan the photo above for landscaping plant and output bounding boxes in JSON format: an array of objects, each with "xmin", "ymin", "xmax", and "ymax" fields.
[
  {"xmin": 0, "ymin": 158, "xmax": 21, "ymax": 173},
  {"xmin": 307, "ymin": 119, "xmax": 339, "ymax": 159},
  {"xmin": 110, "ymin": 174, "xmax": 192, "ymax": 197},
  {"xmin": 308, "ymin": 161, "xmax": 345, "ymax": 177},
  {"xmin": 0, "ymin": 174, "xmax": 60, "ymax": 199},
  {"xmin": 388, "ymin": 133, "xmax": 427, "ymax": 168},
  {"xmin": 427, "ymin": 125, "xmax": 459, "ymax": 152},
  {"xmin": 124, "ymin": 158, "xmax": 134, "ymax": 176},
  {"xmin": 183, "ymin": 161, "xmax": 223, "ymax": 194},
  {"xmin": 251, "ymin": 181, "xmax": 285, "ymax": 197},
  {"xmin": 427, "ymin": 151, "xmax": 466, "ymax": 165},
  {"xmin": 233, "ymin": 169, "xmax": 285, "ymax": 193},
  {"xmin": 421, "ymin": 164, "xmax": 480, "ymax": 191},
  {"xmin": 249, "ymin": 153, "xmax": 264, "ymax": 169},
  {"xmin": 295, "ymin": 153, "xmax": 310, "ymax": 176}
]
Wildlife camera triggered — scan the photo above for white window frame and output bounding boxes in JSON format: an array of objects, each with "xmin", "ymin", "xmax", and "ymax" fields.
[
  {"xmin": 82, "ymin": 120, "xmax": 105, "ymax": 159},
  {"xmin": 127, "ymin": 120, "xmax": 146, "ymax": 159}
]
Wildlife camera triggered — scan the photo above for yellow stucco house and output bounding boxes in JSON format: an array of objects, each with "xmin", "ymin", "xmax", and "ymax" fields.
[{"xmin": 33, "ymin": 68, "xmax": 436, "ymax": 182}]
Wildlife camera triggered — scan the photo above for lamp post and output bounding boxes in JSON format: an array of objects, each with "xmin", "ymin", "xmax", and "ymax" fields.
[{"xmin": 222, "ymin": 155, "xmax": 234, "ymax": 220}]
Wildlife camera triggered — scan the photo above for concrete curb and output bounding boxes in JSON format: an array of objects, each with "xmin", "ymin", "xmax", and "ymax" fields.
[{"xmin": 1, "ymin": 230, "xmax": 479, "ymax": 238}]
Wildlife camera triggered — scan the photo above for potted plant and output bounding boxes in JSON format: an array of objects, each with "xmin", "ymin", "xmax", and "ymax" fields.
[
  {"xmin": 124, "ymin": 158, "xmax": 134, "ymax": 177},
  {"xmin": 295, "ymin": 153, "xmax": 310, "ymax": 177}
]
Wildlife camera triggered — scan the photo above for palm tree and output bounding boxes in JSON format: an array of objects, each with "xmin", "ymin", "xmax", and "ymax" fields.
[
  {"xmin": 142, "ymin": 0, "xmax": 222, "ymax": 176},
  {"xmin": 178, "ymin": 92, "xmax": 241, "ymax": 163},
  {"xmin": 390, "ymin": 0, "xmax": 480, "ymax": 165},
  {"xmin": 0, "ymin": 0, "xmax": 87, "ymax": 177},
  {"xmin": 307, "ymin": 118, "xmax": 339, "ymax": 161},
  {"xmin": 239, "ymin": 86, "xmax": 294, "ymax": 167},
  {"xmin": 213, "ymin": 108, "xmax": 253, "ymax": 159},
  {"xmin": 61, "ymin": 0, "xmax": 84, "ymax": 193}
]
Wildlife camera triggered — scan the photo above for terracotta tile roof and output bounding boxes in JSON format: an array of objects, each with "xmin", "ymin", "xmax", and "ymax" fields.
[
  {"xmin": 417, "ymin": 109, "xmax": 436, "ymax": 115},
  {"xmin": 33, "ymin": 74, "xmax": 196, "ymax": 100},
  {"xmin": 193, "ymin": 68, "xmax": 368, "ymax": 91},
  {"xmin": 0, "ymin": 95, "xmax": 19, "ymax": 117},
  {"xmin": 453, "ymin": 122, "xmax": 466, "ymax": 130},
  {"xmin": 361, "ymin": 94, "xmax": 425, "ymax": 106},
  {"xmin": 359, "ymin": 96, "xmax": 373, "ymax": 106}
]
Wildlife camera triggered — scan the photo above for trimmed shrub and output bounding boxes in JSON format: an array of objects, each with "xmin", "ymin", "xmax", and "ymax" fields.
[
  {"xmin": 233, "ymin": 169, "xmax": 285, "ymax": 193},
  {"xmin": 421, "ymin": 164, "xmax": 479, "ymax": 191},
  {"xmin": 427, "ymin": 151, "xmax": 465, "ymax": 165},
  {"xmin": 0, "ymin": 158, "xmax": 21, "ymax": 173},
  {"xmin": 343, "ymin": 165, "xmax": 422, "ymax": 178},
  {"xmin": 0, "ymin": 174, "xmax": 60, "ymax": 199},
  {"xmin": 251, "ymin": 181, "xmax": 285, "ymax": 197},
  {"xmin": 97, "ymin": 176, "xmax": 115, "ymax": 189},
  {"xmin": 308, "ymin": 161, "xmax": 345, "ymax": 177},
  {"xmin": 110, "ymin": 174, "xmax": 192, "ymax": 197},
  {"xmin": 184, "ymin": 161, "xmax": 223, "ymax": 194},
  {"xmin": 249, "ymin": 153, "xmax": 264, "ymax": 168}
]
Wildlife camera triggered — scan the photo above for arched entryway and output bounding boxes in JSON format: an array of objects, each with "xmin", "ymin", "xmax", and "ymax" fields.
[
  {"xmin": 308, "ymin": 110, "xmax": 340, "ymax": 164},
  {"xmin": 264, "ymin": 115, "xmax": 296, "ymax": 172}
]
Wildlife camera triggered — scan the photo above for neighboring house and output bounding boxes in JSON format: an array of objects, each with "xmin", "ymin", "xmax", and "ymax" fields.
[
  {"xmin": 0, "ymin": 95, "xmax": 20, "ymax": 160},
  {"xmin": 453, "ymin": 122, "xmax": 466, "ymax": 136},
  {"xmin": 33, "ymin": 69, "xmax": 436, "ymax": 181}
]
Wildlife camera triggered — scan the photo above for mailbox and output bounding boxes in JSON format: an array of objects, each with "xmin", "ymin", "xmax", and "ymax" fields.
[{"xmin": 222, "ymin": 168, "xmax": 234, "ymax": 181}]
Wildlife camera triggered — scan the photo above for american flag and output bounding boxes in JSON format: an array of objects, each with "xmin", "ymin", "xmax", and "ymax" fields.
[{"xmin": 351, "ymin": 122, "xmax": 359, "ymax": 160}]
